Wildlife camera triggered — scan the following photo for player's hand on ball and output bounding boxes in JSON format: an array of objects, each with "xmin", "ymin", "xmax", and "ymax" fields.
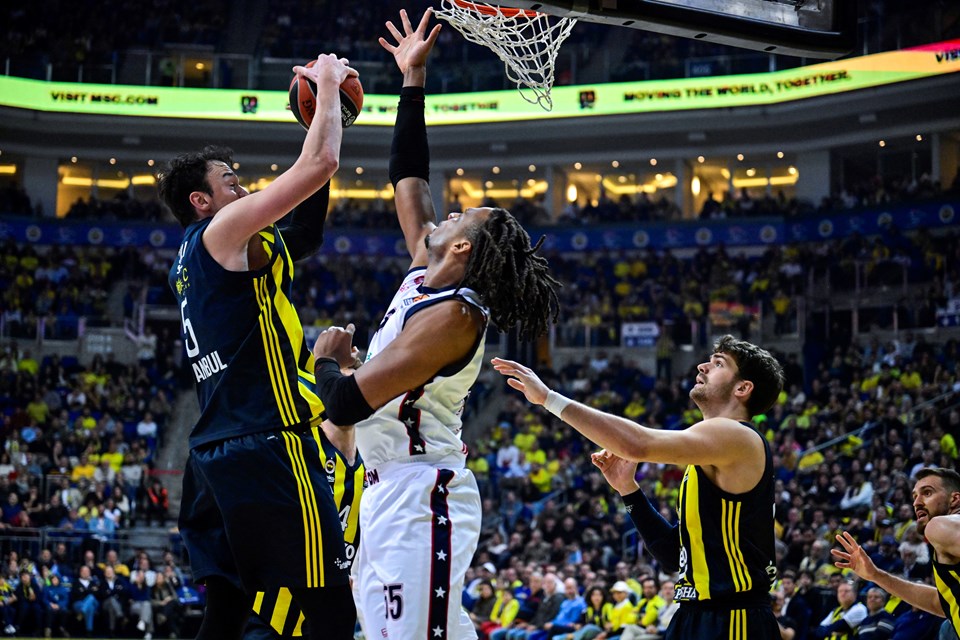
[
  {"xmin": 591, "ymin": 450, "xmax": 641, "ymax": 496},
  {"xmin": 313, "ymin": 323, "xmax": 357, "ymax": 369},
  {"xmin": 491, "ymin": 357, "xmax": 549, "ymax": 405},
  {"xmin": 293, "ymin": 53, "xmax": 358, "ymax": 89}
]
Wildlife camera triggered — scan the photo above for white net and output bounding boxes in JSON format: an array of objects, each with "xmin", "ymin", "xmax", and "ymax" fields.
[{"xmin": 434, "ymin": 0, "xmax": 577, "ymax": 111}]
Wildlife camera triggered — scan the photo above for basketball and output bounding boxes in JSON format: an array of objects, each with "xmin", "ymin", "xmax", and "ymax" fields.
[{"xmin": 289, "ymin": 60, "xmax": 363, "ymax": 130}]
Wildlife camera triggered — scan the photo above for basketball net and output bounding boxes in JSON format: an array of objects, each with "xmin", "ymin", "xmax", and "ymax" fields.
[{"xmin": 434, "ymin": 0, "xmax": 577, "ymax": 111}]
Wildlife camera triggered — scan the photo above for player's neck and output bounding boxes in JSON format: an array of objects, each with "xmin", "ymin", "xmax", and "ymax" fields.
[
  {"xmin": 697, "ymin": 398, "xmax": 750, "ymax": 423},
  {"xmin": 422, "ymin": 256, "xmax": 465, "ymax": 290}
]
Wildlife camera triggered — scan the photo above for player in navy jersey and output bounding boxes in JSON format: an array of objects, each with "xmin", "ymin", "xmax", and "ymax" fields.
[
  {"xmin": 157, "ymin": 54, "xmax": 358, "ymax": 640},
  {"xmin": 308, "ymin": 9, "xmax": 560, "ymax": 639},
  {"xmin": 243, "ymin": 417, "xmax": 364, "ymax": 639},
  {"xmin": 493, "ymin": 335, "xmax": 785, "ymax": 639},
  {"xmin": 832, "ymin": 466, "xmax": 960, "ymax": 638}
]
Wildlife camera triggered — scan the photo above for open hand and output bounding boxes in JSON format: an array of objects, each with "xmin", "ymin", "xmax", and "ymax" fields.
[
  {"xmin": 831, "ymin": 531, "xmax": 878, "ymax": 581},
  {"xmin": 378, "ymin": 8, "xmax": 442, "ymax": 74},
  {"xmin": 491, "ymin": 357, "xmax": 549, "ymax": 405},
  {"xmin": 591, "ymin": 450, "xmax": 640, "ymax": 495}
]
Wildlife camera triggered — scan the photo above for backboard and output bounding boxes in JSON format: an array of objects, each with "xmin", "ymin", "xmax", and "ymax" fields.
[{"xmin": 502, "ymin": 0, "xmax": 857, "ymax": 59}]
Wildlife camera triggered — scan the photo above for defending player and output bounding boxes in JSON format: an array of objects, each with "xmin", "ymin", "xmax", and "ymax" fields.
[
  {"xmin": 492, "ymin": 335, "xmax": 785, "ymax": 639},
  {"xmin": 309, "ymin": 8, "xmax": 560, "ymax": 639},
  {"xmin": 832, "ymin": 467, "xmax": 960, "ymax": 637},
  {"xmin": 159, "ymin": 54, "xmax": 358, "ymax": 640}
]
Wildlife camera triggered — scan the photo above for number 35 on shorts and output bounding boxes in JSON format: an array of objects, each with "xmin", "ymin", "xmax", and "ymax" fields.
[{"xmin": 383, "ymin": 584, "xmax": 403, "ymax": 620}]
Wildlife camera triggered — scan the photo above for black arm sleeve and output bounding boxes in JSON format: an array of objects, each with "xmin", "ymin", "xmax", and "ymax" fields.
[
  {"xmin": 314, "ymin": 358, "xmax": 375, "ymax": 426},
  {"xmin": 279, "ymin": 182, "xmax": 330, "ymax": 262},
  {"xmin": 621, "ymin": 488, "xmax": 682, "ymax": 572},
  {"xmin": 388, "ymin": 86, "xmax": 429, "ymax": 187}
]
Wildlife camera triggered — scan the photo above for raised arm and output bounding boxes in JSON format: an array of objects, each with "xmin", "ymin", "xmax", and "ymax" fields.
[
  {"xmin": 380, "ymin": 9, "xmax": 443, "ymax": 265},
  {"xmin": 204, "ymin": 55, "xmax": 356, "ymax": 268},
  {"xmin": 280, "ymin": 182, "xmax": 331, "ymax": 262}
]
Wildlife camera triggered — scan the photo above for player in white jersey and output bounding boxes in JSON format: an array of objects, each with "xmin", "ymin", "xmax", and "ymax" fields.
[{"xmin": 309, "ymin": 8, "xmax": 560, "ymax": 640}]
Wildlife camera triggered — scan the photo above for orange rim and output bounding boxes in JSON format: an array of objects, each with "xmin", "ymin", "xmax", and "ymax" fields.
[{"xmin": 452, "ymin": 0, "xmax": 539, "ymax": 19}]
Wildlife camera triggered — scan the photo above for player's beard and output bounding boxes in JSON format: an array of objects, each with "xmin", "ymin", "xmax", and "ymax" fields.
[{"xmin": 689, "ymin": 377, "xmax": 737, "ymax": 410}]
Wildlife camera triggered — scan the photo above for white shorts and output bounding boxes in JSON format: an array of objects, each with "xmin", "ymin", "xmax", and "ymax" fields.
[{"xmin": 354, "ymin": 460, "xmax": 481, "ymax": 640}]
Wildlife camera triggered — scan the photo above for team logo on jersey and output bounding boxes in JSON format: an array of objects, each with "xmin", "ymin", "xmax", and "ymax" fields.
[{"xmin": 324, "ymin": 459, "xmax": 336, "ymax": 474}]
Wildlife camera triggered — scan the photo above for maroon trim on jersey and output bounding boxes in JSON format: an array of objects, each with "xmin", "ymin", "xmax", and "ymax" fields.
[
  {"xmin": 427, "ymin": 469, "xmax": 454, "ymax": 639},
  {"xmin": 398, "ymin": 386, "xmax": 427, "ymax": 456}
]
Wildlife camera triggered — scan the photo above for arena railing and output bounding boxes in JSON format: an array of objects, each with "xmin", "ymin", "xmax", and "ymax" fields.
[
  {"xmin": 795, "ymin": 386, "xmax": 959, "ymax": 464},
  {"xmin": 0, "ymin": 526, "xmax": 187, "ymax": 570}
]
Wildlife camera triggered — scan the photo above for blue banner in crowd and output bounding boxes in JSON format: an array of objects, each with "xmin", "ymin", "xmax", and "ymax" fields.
[{"xmin": 1, "ymin": 201, "xmax": 957, "ymax": 254}]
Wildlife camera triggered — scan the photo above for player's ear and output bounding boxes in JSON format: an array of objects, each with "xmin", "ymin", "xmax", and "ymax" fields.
[
  {"xmin": 189, "ymin": 190, "xmax": 212, "ymax": 213},
  {"xmin": 734, "ymin": 379, "xmax": 754, "ymax": 399},
  {"xmin": 451, "ymin": 238, "xmax": 472, "ymax": 255}
]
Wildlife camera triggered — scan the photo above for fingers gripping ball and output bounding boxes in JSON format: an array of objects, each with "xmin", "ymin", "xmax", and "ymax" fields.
[{"xmin": 289, "ymin": 60, "xmax": 364, "ymax": 129}]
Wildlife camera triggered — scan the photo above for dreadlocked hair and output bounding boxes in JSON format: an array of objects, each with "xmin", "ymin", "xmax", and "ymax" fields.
[{"xmin": 458, "ymin": 208, "xmax": 560, "ymax": 341}]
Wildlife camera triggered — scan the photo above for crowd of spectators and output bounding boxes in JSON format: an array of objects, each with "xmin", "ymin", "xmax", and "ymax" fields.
[
  {"xmin": 0, "ymin": 209, "xmax": 957, "ymax": 638},
  {"xmin": 0, "ymin": 236, "xmax": 198, "ymax": 638},
  {"xmin": 65, "ymin": 195, "xmax": 169, "ymax": 224},
  {"xmin": 0, "ymin": 545, "xmax": 190, "ymax": 638},
  {"xmin": 0, "ymin": 0, "xmax": 227, "ymax": 78},
  {"xmin": 452, "ymin": 326, "xmax": 958, "ymax": 639}
]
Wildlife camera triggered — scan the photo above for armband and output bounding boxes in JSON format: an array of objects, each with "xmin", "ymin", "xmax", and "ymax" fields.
[
  {"xmin": 544, "ymin": 390, "xmax": 573, "ymax": 419},
  {"xmin": 314, "ymin": 358, "xmax": 375, "ymax": 426}
]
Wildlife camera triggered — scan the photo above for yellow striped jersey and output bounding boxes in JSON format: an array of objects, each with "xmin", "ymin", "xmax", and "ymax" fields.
[
  {"xmin": 251, "ymin": 427, "xmax": 364, "ymax": 636},
  {"xmin": 673, "ymin": 423, "xmax": 777, "ymax": 605},
  {"xmin": 170, "ymin": 220, "xmax": 323, "ymax": 448},
  {"xmin": 933, "ymin": 556, "xmax": 960, "ymax": 635}
]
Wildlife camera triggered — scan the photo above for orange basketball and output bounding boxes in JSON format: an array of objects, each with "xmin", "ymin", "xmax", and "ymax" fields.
[{"xmin": 289, "ymin": 60, "xmax": 363, "ymax": 129}]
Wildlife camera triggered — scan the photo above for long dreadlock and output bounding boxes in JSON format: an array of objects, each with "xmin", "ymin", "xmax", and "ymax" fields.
[{"xmin": 458, "ymin": 208, "xmax": 560, "ymax": 341}]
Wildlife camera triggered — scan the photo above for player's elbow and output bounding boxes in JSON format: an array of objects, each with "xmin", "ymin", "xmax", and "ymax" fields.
[{"xmin": 314, "ymin": 149, "xmax": 339, "ymax": 178}]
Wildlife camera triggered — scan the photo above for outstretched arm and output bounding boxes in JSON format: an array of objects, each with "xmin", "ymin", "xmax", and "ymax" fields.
[
  {"xmin": 380, "ymin": 9, "xmax": 442, "ymax": 265},
  {"xmin": 491, "ymin": 358, "xmax": 765, "ymax": 472},
  {"xmin": 205, "ymin": 55, "xmax": 356, "ymax": 269},
  {"xmin": 831, "ymin": 531, "xmax": 944, "ymax": 616}
]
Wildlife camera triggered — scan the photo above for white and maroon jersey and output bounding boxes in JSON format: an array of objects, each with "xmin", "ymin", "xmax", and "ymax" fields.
[{"xmin": 356, "ymin": 267, "xmax": 488, "ymax": 469}]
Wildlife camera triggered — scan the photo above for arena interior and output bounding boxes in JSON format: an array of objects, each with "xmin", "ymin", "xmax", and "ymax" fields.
[{"xmin": 0, "ymin": 0, "xmax": 959, "ymax": 638}]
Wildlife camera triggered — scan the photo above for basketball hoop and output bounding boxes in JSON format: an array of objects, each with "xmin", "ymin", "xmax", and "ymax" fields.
[{"xmin": 434, "ymin": 0, "xmax": 577, "ymax": 111}]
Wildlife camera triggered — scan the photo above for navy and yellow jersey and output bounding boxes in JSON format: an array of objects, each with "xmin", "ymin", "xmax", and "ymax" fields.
[
  {"xmin": 169, "ymin": 218, "xmax": 323, "ymax": 448},
  {"xmin": 933, "ymin": 556, "xmax": 960, "ymax": 634},
  {"xmin": 673, "ymin": 422, "xmax": 777, "ymax": 605},
  {"xmin": 248, "ymin": 428, "xmax": 364, "ymax": 638}
]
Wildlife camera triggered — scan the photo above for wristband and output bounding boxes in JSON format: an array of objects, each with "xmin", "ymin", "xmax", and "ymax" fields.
[{"xmin": 543, "ymin": 390, "xmax": 572, "ymax": 419}]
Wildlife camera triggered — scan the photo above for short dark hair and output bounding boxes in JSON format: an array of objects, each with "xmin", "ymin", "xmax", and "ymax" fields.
[
  {"xmin": 157, "ymin": 145, "xmax": 234, "ymax": 227},
  {"xmin": 914, "ymin": 467, "xmax": 960, "ymax": 494},
  {"xmin": 713, "ymin": 334, "xmax": 785, "ymax": 416}
]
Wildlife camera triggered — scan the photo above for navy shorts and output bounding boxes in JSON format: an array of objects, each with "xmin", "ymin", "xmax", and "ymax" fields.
[
  {"xmin": 665, "ymin": 604, "xmax": 780, "ymax": 640},
  {"xmin": 179, "ymin": 427, "xmax": 349, "ymax": 593}
]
